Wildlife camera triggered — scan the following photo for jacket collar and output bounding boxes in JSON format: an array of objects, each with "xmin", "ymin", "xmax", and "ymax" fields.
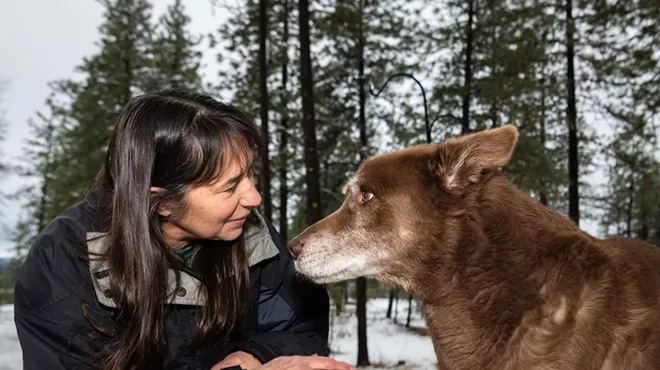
[{"xmin": 87, "ymin": 209, "xmax": 280, "ymax": 308}]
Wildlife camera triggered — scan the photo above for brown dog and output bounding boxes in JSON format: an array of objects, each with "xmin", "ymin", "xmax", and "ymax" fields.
[{"xmin": 287, "ymin": 125, "xmax": 660, "ymax": 370}]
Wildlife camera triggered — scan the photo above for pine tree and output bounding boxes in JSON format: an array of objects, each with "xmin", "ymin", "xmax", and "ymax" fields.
[
  {"xmin": 422, "ymin": 0, "xmax": 601, "ymax": 219},
  {"xmin": 312, "ymin": 0, "xmax": 423, "ymax": 213},
  {"xmin": 47, "ymin": 0, "xmax": 154, "ymax": 216},
  {"xmin": 564, "ymin": 0, "xmax": 580, "ymax": 225},
  {"xmin": 143, "ymin": 0, "xmax": 203, "ymax": 92},
  {"xmin": 598, "ymin": 110, "xmax": 658, "ymax": 241},
  {"xmin": 0, "ymin": 81, "xmax": 10, "ymax": 209},
  {"xmin": 258, "ymin": 0, "xmax": 272, "ymax": 223},
  {"xmin": 581, "ymin": 0, "xmax": 660, "ymax": 241},
  {"xmin": 216, "ymin": 0, "xmax": 261, "ymax": 112},
  {"xmin": 47, "ymin": 0, "xmax": 202, "ymax": 217},
  {"xmin": 276, "ymin": 0, "xmax": 292, "ymax": 241},
  {"xmin": 11, "ymin": 98, "xmax": 60, "ymax": 259},
  {"xmin": 298, "ymin": 0, "xmax": 323, "ymax": 225},
  {"xmin": 490, "ymin": 0, "xmax": 570, "ymax": 212}
]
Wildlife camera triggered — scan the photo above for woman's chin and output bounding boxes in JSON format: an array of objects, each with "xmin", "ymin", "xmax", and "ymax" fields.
[{"xmin": 216, "ymin": 228, "xmax": 244, "ymax": 242}]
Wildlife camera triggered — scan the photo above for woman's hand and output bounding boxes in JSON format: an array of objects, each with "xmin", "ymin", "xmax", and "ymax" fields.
[
  {"xmin": 252, "ymin": 355, "xmax": 355, "ymax": 370},
  {"xmin": 212, "ymin": 353, "xmax": 356, "ymax": 370},
  {"xmin": 211, "ymin": 351, "xmax": 262, "ymax": 370}
]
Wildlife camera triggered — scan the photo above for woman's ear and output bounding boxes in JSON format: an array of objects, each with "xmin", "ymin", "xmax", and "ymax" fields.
[{"xmin": 150, "ymin": 186, "xmax": 172, "ymax": 217}]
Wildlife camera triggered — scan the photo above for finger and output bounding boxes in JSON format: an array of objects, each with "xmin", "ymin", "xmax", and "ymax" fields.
[
  {"xmin": 304, "ymin": 357, "xmax": 356, "ymax": 370},
  {"xmin": 334, "ymin": 361, "xmax": 356, "ymax": 370}
]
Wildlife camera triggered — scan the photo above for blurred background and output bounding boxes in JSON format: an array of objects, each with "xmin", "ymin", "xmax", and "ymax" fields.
[{"xmin": 0, "ymin": 0, "xmax": 658, "ymax": 369}]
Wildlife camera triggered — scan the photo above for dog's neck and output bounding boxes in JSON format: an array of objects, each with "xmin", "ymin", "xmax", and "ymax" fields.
[
  {"xmin": 389, "ymin": 172, "xmax": 591, "ymax": 369},
  {"xmin": 394, "ymin": 172, "xmax": 585, "ymax": 296},
  {"xmin": 471, "ymin": 172, "xmax": 584, "ymax": 260}
]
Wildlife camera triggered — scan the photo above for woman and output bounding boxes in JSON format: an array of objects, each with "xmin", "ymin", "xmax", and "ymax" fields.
[{"xmin": 13, "ymin": 89, "xmax": 353, "ymax": 370}]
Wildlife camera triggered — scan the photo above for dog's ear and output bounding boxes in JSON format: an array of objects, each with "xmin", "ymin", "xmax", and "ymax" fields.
[{"xmin": 432, "ymin": 125, "xmax": 518, "ymax": 190}]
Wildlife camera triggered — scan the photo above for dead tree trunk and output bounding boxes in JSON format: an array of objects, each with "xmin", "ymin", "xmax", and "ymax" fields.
[
  {"xmin": 386, "ymin": 288, "xmax": 395, "ymax": 318},
  {"xmin": 278, "ymin": 0, "xmax": 290, "ymax": 241},
  {"xmin": 356, "ymin": 1, "xmax": 370, "ymax": 365},
  {"xmin": 461, "ymin": 0, "xmax": 475, "ymax": 134},
  {"xmin": 298, "ymin": 0, "xmax": 322, "ymax": 224},
  {"xmin": 565, "ymin": 0, "xmax": 580, "ymax": 226},
  {"xmin": 406, "ymin": 293, "xmax": 413, "ymax": 328},
  {"xmin": 258, "ymin": 0, "xmax": 272, "ymax": 223}
]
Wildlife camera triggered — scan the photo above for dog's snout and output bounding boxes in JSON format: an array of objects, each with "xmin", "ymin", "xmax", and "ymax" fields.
[{"xmin": 288, "ymin": 237, "xmax": 305, "ymax": 260}]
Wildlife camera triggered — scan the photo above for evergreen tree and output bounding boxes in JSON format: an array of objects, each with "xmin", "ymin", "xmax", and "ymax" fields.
[
  {"xmin": 420, "ymin": 0, "xmax": 600, "ymax": 219},
  {"xmin": 276, "ymin": 0, "xmax": 292, "ymax": 242},
  {"xmin": 47, "ymin": 0, "xmax": 154, "ymax": 216},
  {"xmin": 216, "ymin": 0, "xmax": 261, "ymax": 113},
  {"xmin": 258, "ymin": 0, "xmax": 273, "ymax": 223},
  {"xmin": 598, "ymin": 110, "xmax": 659, "ymax": 242},
  {"xmin": 143, "ymin": 0, "xmax": 203, "ymax": 92},
  {"xmin": 0, "ymin": 80, "xmax": 11, "ymax": 209},
  {"xmin": 11, "ymin": 98, "xmax": 60, "ymax": 259},
  {"xmin": 582, "ymin": 0, "xmax": 660, "ymax": 241},
  {"xmin": 312, "ymin": 0, "xmax": 422, "ymax": 215},
  {"xmin": 298, "ymin": 0, "xmax": 323, "ymax": 225},
  {"xmin": 47, "ymin": 0, "xmax": 202, "ymax": 218}
]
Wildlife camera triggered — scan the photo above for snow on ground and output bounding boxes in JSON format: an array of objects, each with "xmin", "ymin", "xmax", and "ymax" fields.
[
  {"xmin": 0, "ymin": 297, "xmax": 436, "ymax": 369},
  {"xmin": 0, "ymin": 305, "xmax": 21, "ymax": 370},
  {"xmin": 328, "ymin": 298, "xmax": 436, "ymax": 369}
]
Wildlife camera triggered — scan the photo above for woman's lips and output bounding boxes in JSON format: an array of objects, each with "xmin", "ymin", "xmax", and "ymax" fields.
[{"xmin": 229, "ymin": 215, "xmax": 248, "ymax": 224}]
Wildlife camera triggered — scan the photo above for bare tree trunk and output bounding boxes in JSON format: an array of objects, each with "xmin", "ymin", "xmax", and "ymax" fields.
[
  {"xmin": 298, "ymin": 0, "xmax": 322, "ymax": 224},
  {"xmin": 278, "ymin": 0, "xmax": 290, "ymax": 241},
  {"xmin": 406, "ymin": 293, "xmax": 413, "ymax": 328},
  {"xmin": 356, "ymin": 278, "xmax": 369, "ymax": 366},
  {"xmin": 36, "ymin": 112, "xmax": 55, "ymax": 231},
  {"xmin": 539, "ymin": 27, "xmax": 549, "ymax": 207},
  {"xmin": 356, "ymin": 1, "xmax": 369, "ymax": 365},
  {"xmin": 393, "ymin": 288, "xmax": 399, "ymax": 324},
  {"xmin": 565, "ymin": 0, "xmax": 579, "ymax": 226},
  {"xmin": 488, "ymin": 0, "xmax": 498, "ymax": 129},
  {"xmin": 461, "ymin": 0, "xmax": 475, "ymax": 134},
  {"xmin": 259, "ymin": 0, "xmax": 272, "ymax": 223},
  {"xmin": 626, "ymin": 173, "xmax": 634, "ymax": 238},
  {"xmin": 386, "ymin": 288, "xmax": 395, "ymax": 318},
  {"xmin": 638, "ymin": 172, "xmax": 650, "ymax": 241},
  {"xmin": 640, "ymin": 224, "xmax": 649, "ymax": 240}
]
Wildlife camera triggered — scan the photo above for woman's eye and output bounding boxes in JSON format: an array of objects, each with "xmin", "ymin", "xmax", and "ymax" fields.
[
  {"xmin": 223, "ymin": 184, "xmax": 238, "ymax": 193},
  {"xmin": 360, "ymin": 192, "xmax": 374, "ymax": 202}
]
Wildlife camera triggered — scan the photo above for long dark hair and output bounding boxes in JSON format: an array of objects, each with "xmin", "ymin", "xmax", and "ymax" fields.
[{"xmin": 90, "ymin": 89, "xmax": 261, "ymax": 370}]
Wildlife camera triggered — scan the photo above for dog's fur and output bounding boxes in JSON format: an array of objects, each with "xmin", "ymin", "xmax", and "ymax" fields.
[{"xmin": 288, "ymin": 125, "xmax": 660, "ymax": 370}]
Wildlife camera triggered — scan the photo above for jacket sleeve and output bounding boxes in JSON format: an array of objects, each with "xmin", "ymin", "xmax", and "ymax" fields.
[
  {"xmin": 13, "ymin": 225, "xmax": 108, "ymax": 370},
  {"xmin": 227, "ymin": 222, "xmax": 330, "ymax": 364},
  {"xmin": 14, "ymin": 297, "xmax": 104, "ymax": 370}
]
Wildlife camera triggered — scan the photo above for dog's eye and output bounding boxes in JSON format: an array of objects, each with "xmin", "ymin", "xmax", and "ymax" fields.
[{"xmin": 360, "ymin": 192, "xmax": 374, "ymax": 202}]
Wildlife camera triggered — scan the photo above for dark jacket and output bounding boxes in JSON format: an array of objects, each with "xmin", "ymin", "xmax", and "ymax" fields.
[{"xmin": 13, "ymin": 190, "xmax": 330, "ymax": 370}]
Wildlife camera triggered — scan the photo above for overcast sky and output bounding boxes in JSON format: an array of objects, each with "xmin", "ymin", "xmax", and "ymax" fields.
[{"xmin": 0, "ymin": 0, "xmax": 226, "ymax": 257}]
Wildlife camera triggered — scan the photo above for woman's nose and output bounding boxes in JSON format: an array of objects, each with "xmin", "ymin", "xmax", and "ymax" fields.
[{"xmin": 241, "ymin": 179, "xmax": 262, "ymax": 208}]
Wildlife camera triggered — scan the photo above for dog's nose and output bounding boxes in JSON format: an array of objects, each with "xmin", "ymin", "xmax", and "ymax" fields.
[{"xmin": 288, "ymin": 237, "xmax": 305, "ymax": 260}]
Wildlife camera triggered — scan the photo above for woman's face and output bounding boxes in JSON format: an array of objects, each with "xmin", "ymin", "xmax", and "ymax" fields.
[{"xmin": 157, "ymin": 156, "xmax": 262, "ymax": 249}]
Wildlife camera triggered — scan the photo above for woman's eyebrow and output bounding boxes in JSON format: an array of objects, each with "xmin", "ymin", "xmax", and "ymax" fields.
[
  {"xmin": 222, "ymin": 168, "xmax": 250, "ymax": 186},
  {"xmin": 223, "ymin": 173, "xmax": 244, "ymax": 186}
]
